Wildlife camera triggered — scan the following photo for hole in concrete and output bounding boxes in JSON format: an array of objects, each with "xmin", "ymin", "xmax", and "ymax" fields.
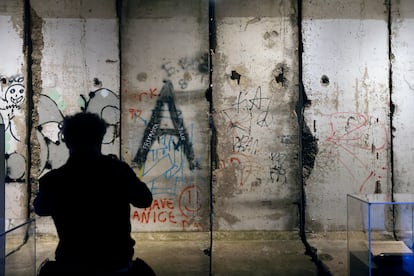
[
  {"xmin": 93, "ymin": 77, "xmax": 102, "ymax": 87},
  {"xmin": 320, "ymin": 75, "xmax": 330, "ymax": 86},
  {"xmin": 137, "ymin": 72, "xmax": 148, "ymax": 82},
  {"xmin": 230, "ymin": 70, "xmax": 241, "ymax": 85},
  {"xmin": 272, "ymin": 63, "xmax": 288, "ymax": 88}
]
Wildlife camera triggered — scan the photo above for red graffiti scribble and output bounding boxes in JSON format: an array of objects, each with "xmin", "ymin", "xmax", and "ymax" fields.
[
  {"xmin": 132, "ymin": 209, "xmax": 177, "ymax": 224},
  {"xmin": 131, "ymin": 195, "xmax": 205, "ymax": 231},
  {"xmin": 132, "ymin": 198, "xmax": 177, "ymax": 224},
  {"xmin": 125, "ymin": 88, "xmax": 159, "ymax": 102},
  {"xmin": 229, "ymin": 157, "xmax": 240, "ymax": 164},
  {"xmin": 219, "ymin": 152, "xmax": 261, "ymax": 186},
  {"xmin": 326, "ymin": 112, "xmax": 389, "ymax": 192},
  {"xmin": 128, "ymin": 108, "xmax": 143, "ymax": 119},
  {"xmin": 137, "ymin": 92, "xmax": 148, "ymax": 101},
  {"xmin": 182, "ymin": 220, "xmax": 204, "ymax": 231},
  {"xmin": 179, "ymin": 184, "xmax": 202, "ymax": 218},
  {"xmin": 149, "ymin": 88, "xmax": 158, "ymax": 98}
]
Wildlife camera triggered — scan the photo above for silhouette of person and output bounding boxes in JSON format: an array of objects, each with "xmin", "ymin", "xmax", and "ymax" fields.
[{"xmin": 34, "ymin": 112, "xmax": 155, "ymax": 275}]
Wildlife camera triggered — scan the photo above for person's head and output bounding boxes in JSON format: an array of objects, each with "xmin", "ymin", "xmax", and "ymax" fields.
[{"xmin": 62, "ymin": 112, "xmax": 107, "ymax": 154}]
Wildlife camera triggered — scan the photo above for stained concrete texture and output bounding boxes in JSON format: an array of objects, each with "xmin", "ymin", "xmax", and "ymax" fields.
[
  {"xmin": 307, "ymin": 232, "xmax": 348, "ymax": 276},
  {"xmin": 9, "ymin": 232, "xmax": 350, "ymax": 275},
  {"xmin": 212, "ymin": 240, "xmax": 318, "ymax": 276},
  {"xmin": 39, "ymin": 233, "xmax": 320, "ymax": 276}
]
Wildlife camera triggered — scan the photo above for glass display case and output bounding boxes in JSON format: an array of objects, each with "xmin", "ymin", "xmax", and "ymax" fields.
[{"xmin": 347, "ymin": 194, "xmax": 414, "ymax": 276}]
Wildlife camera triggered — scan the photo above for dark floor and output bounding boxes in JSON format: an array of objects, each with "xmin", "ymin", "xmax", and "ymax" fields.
[{"xmin": 7, "ymin": 231, "xmax": 349, "ymax": 275}]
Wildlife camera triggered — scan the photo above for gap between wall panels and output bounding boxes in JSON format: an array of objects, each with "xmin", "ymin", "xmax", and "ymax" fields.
[{"xmin": 295, "ymin": 0, "xmax": 331, "ymax": 274}]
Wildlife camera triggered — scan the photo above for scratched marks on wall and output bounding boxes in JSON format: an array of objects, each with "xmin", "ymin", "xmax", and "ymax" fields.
[
  {"xmin": 220, "ymin": 84, "xmax": 275, "ymax": 148},
  {"xmin": 36, "ymin": 87, "xmax": 120, "ymax": 175},
  {"xmin": 0, "ymin": 74, "xmax": 26, "ymax": 182},
  {"xmin": 324, "ymin": 112, "xmax": 388, "ymax": 192},
  {"xmin": 216, "ymin": 70, "xmax": 281, "ymax": 187},
  {"xmin": 269, "ymin": 152, "xmax": 288, "ymax": 184},
  {"xmin": 160, "ymin": 53, "xmax": 209, "ymax": 89}
]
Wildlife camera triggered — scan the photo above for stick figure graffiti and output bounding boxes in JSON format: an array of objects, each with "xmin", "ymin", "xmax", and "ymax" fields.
[
  {"xmin": 0, "ymin": 74, "xmax": 25, "ymax": 141},
  {"xmin": 0, "ymin": 74, "xmax": 26, "ymax": 182}
]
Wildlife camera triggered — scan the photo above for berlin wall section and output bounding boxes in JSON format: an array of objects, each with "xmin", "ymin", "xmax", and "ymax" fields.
[
  {"xmin": 212, "ymin": 0, "xmax": 300, "ymax": 231},
  {"xmin": 391, "ymin": 0, "xmax": 414, "ymax": 194},
  {"xmin": 120, "ymin": 0, "xmax": 211, "ymax": 233},
  {"xmin": 0, "ymin": 0, "xmax": 28, "ymax": 223},
  {"xmin": 30, "ymin": 0, "xmax": 120, "ymax": 233},
  {"xmin": 302, "ymin": 0, "xmax": 391, "ymax": 231},
  {"xmin": 3, "ymin": 0, "xmax": 411, "ymax": 238}
]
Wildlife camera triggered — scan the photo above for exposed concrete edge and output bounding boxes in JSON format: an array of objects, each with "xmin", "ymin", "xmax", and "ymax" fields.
[
  {"xmin": 307, "ymin": 231, "xmax": 348, "ymax": 240},
  {"xmin": 213, "ymin": 230, "xmax": 300, "ymax": 241},
  {"xmin": 308, "ymin": 231, "xmax": 395, "ymax": 242},
  {"xmin": 36, "ymin": 230, "xmax": 309, "ymax": 244},
  {"xmin": 132, "ymin": 230, "xmax": 301, "ymax": 241},
  {"xmin": 132, "ymin": 232, "xmax": 210, "ymax": 241},
  {"xmin": 35, "ymin": 232, "xmax": 211, "ymax": 242}
]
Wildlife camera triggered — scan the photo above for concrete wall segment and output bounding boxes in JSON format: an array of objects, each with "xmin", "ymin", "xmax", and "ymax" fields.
[
  {"xmin": 30, "ymin": 0, "xmax": 116, "ymax": 18},
  {"xmin": 32, "ymin": 7, "xmax": 120, "ymax": 173},
  {"xmin": 121, "ymin": 0, "xmax": 211, "ymax": 232},
  {"xmin": 302, "ymin": 0, "xmax": 391, "ymax": 231},
  {"xmin": 30, "ymin": 0, "xmax": 120, "ymax": 232},
  {"xmin": 391, "ymin": 0, "xmax": 414, "ymax": 193},
  {"xmin": 214, "ymin": 0, "xmax": 297, "ymax": 18},
  {"xmin": 0, "ymin": 0, "xmax": 28, "ymax": 222},
  {"xmin": 123, "ymin": 0, "xmax": 207, "ymax": 18},
  {"xmin": 213, "ymin": 0, "xmax": 299, "ymax": 231},
  {"xmin": 302, "ymin": 0, "xmax": 388, "ymax": 20}
]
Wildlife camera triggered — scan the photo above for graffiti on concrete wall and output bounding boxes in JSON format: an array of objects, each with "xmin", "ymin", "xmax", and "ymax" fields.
[
  {"xmin": 219, "ymin": 85, "xmax": 275, "ymax": 152},
  {"xmin": 161, "ymin": 53, "xmax": 209, "ymax": 89},
  {"xmin": 325, "ymin": 112, "xmax": 388, "ymax": 192},
  {"xmin": 127, "ymin": 53, "xmax": 208, "ymax": 230},
  {"xmin": 216, "ymin": 74, "xmax": 278, "ymax": 187},
  {"xmin": 36, "ymin": 87, "xmax": 120, "ymax": 175},
  {"xmin": 132, "ymin": 184, "xmax": 204, "ymax": 231},
  {"xmin": 128, "ymin": 80, "xmax": 201, "ymax": 197},
  {"xmin": 0, "ymin": 74, "xmax": 25, "ymax": 141},
  {"xmin": 269, "ymin": 152, "xmax": 287, "ymax": 184},
  {"xmin": 129, "ymin": 94, "xmax": 205, "ymax": 229},
  {"xmin": 79, "ymin": 88, "xmax": 120, "ymax": 145},
  {"xmin": 218, "ymin": 152, "xmax": 264, "ymax": 190},
  {"xmin": 133, "ymin": 80, "xmax": 197, "ymax": 170},
  {"xmin": 0, "ymin": 74, "xmax": 26, "ymax": 182},
  {"xmin": 36, "ymin": 94, "xmax": 67, "ymax": 174}
]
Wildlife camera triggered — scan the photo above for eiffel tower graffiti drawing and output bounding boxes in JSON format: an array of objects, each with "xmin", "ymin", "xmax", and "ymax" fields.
[{"xmin": 134, "ymin": 80, "xmax": 197, "ymax": 170}]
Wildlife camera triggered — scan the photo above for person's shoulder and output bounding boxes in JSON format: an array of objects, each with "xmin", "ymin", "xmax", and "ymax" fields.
[
  {"xmin": 101, "ymin": 154, "xmax": 131, "ymax": 169},
  {"xmin": 102, "ymin": 154, "xmax": 121, "ymax": 163},
  {"xmin": 39, "ymin": 165, "xmax": 66, "ymax": 184}
]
